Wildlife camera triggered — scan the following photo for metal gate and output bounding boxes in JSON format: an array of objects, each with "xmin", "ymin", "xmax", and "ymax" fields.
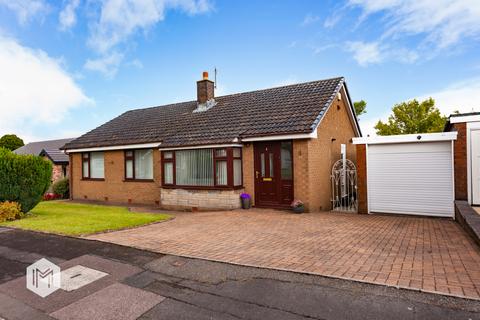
[{"xmin": 331, "ymin": 158, "xmax": 357, "ymax": 212}]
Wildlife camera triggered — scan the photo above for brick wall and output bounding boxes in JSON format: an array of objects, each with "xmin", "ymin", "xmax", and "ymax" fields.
[
  {"xmin": 71, "ymin": 150, "xmax": 162, "ymax": 205},
  {"xmin": 161, "ymin": 188, "xmax": 243, "ymax": 211},
  {"xmin": 293, "ymin": 88, "xmax": 358, "ymax": 212},
  {"xmin": 242, "ymin": 144, "xmax": 255, "ymax": 205},
  {"xmin": 293, "ymin": 139, "xmax": 310, "ymax": 209},
  {"xmin": 356, "ymin": 144, "xmax": 368, "ymax": 214},
  {"xmin": 451, "ymin": 122, "xmax": 468, "ymax": 200}
]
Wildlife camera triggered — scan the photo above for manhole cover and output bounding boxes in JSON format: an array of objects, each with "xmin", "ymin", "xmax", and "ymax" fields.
[{"xmin": 60, "ymin": 265, "xmax": 108, "ymax": 292}]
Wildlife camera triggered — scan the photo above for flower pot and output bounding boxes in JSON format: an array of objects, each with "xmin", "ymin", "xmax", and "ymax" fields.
[
  {"xmin": 292, "ymin": 206, "xmax": 304, "ymax": 214},
  {"xmin": 241, "ymin": 198, "xmax": 251, "ymax": 209}
]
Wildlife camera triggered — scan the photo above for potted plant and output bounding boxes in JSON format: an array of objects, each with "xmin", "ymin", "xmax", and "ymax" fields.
[
  {"xmin": 240, "ymin": 193, "xmax": 251, "ymax": 209},
  {"xmin": 291, "ymin": 200, "xmax": 304, "ymax": 213}
]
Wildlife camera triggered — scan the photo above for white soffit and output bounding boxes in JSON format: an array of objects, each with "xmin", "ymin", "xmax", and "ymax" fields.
[
  {"xmin": 66, "ymin": 142, "xmax": 162, "ymax": 153},
  {"xmin": 353, "ymin": 132, "xmax": 457, "ymax": 145},
  {"xmin": 450, "ymin": 115, "xmax": 480, "ymax": 123},
  {"xmin": 242, "ymin": 129, "xmax": 318, "ymax": 142}
]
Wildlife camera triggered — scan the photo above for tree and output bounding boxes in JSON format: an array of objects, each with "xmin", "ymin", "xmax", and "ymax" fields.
[
  {"xmin": 353, "ymin": 100, "xmax": 367, "ymax": 117},
  {"xmin": 0, "ymin": 134, "xmax": 24, "ymax": 151},
  {"xmin": 375, "ymin": 98, "xmax": 447, "ymax": 136}
]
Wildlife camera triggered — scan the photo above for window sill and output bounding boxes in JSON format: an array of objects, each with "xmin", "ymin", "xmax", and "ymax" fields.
[
  {"xmin": 161, "ymin": 185, "xmax": 244, "ymax": 191},
  {"xmin": 123, "ymin": 179, "xmax": 155, "ymax": 182},
  {"xmin": 81, "ymin": 178, "xmax": 105, "ymax": 181}
]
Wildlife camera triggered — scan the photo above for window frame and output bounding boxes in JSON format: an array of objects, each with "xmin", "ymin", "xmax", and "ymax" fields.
[
  {"xmin": 124, "ymin": 149, "xmax": 155, "ymax": 182},
  {"xmin": 161, "ymin": 147, "xmax": 243, "ymax": 190},
  {"xmin": 81, "ymin": 152, "xmax": 105, "ymax": 181}
]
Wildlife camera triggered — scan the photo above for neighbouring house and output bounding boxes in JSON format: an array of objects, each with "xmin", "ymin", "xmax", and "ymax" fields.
[
  {"xmin": 445, "ymin": 112, "xmax": 480, "ymax": 206},
  {"xmin": 62, "ymin": 73, "xmax": 361, "ymax": 211},
  {"xmin": 14, "ymin": 138, "xmax": 74, "ymax": 184}
]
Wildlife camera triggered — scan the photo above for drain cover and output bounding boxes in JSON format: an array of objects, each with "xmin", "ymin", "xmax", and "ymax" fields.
[{"xmin": 60, "ymin": 265, "xmax": 108, "ymax": 292}]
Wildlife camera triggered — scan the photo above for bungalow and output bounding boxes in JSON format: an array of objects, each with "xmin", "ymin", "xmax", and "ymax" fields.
[
  {"xmin": 14, "ymin": 138, "xmax": 74, "ymax": 184},
  {"xmin": 62, "ymin": 73, "xmax": 361, "ymax": 211}
]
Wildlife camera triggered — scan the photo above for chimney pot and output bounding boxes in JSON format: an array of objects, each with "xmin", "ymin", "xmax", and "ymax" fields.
[{"xmin": 197, "ymin": 71, "xmax": 215, "ymax": 106}]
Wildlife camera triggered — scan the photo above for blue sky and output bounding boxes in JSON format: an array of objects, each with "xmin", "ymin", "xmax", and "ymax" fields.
[{"xmin": 0, "ymin": 0, "xmax": 479, "ymax": 142}]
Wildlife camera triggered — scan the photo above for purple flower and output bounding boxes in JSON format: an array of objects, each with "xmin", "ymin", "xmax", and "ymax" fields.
[
  {"xmin": 240, "ymin": 193, "xmax": 251, "ymax": 199},
  {"xmin": 291, "ymin": 199, "xmax": 304, "ymax": 208}
]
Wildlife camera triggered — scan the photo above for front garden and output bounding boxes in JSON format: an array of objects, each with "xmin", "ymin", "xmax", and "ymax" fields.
[
  {"xmin": 0, "ymin": 148, "xmax": 170, "ymax": 236},
  {"xmin": 0, "ymin": 201, "xmax": 171, "ymax": 236}
]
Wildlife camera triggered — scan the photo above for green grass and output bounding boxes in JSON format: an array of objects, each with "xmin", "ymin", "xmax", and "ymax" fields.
[{"xmin": 0, "ymin": 201, "xmax": 171, "ymax": 236}]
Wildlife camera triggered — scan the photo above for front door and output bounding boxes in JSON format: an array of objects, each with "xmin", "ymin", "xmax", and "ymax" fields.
[
  {"xmin": 254, "ymin": 141, "xmax": 293, "ymax": 208},
  {"xmin": 472, "ymin": 130, "xmax": 480, "ymax": 205}
]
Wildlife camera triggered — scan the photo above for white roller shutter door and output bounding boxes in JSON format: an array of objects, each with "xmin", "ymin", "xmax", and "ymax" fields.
[{"xmin": 367, "ymin": 141, "xmax": 454, "ymax": 217}]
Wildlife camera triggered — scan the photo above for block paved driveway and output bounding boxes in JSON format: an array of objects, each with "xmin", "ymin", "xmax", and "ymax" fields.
[{"xmin": 87, "ymin": 209, "xmax": 480, "ymax": 300}]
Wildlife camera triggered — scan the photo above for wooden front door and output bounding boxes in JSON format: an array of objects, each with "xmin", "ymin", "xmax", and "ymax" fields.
[{"xmin": 254, "ymin": 141, "xmax": 294, "ymax": 208}]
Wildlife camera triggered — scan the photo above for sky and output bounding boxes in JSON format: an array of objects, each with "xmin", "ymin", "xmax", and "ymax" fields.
[{"xmin": 0, "ymin": 0, "xmax": 479, "ymax": 142}]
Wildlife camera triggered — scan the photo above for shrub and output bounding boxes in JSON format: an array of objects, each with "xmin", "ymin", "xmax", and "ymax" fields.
[
  {"xmin": 0, "ymin": 149, "xmax": 52, "ymax": 213},
  {"xmin": 0, "ymin": 201, "xmax": 22, "ymax": 222},
  {"xmin": 52, "ymin": 178, "xmax": 69, "ymax": 199}
]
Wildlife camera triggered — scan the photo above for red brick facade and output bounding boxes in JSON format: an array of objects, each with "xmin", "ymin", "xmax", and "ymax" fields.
[
  {"xmin": 356, "ymin": 144, "xmax": 368, "ymax": 214},
  {"xmin": 450, "ymin": 122, "xmax": 468, "ymax": 200}
]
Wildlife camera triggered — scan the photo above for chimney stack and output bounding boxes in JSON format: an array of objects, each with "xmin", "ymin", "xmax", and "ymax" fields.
[{"xmin": 197, "ymin": 71, "xmax": 214, "ymax": 105}]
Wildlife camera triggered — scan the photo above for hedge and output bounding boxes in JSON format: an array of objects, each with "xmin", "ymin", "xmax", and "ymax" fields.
[
  {"xmin": 52, "ymin": 178, "xmax": 69, "ymax": 199},
  {"xmin": 0, "ymin": 148, "xmax": 52, "ymax": 213}
]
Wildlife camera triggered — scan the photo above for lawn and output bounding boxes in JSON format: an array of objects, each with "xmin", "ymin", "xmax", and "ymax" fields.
[{"xmin": 0, "ymin": 201, "xmax": 171, "ymax": 236}]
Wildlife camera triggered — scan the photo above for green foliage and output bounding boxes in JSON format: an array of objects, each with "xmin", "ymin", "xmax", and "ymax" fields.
[
  {"xmin": 0, "ymin": 149, "xmax": 52, "ymax": 213},
  {"xmin": 0, "ymin": 134, "xmax": 24, "ymax": 151},
  {"xmin": 353, "ymin": 100, "xmax": 367, "ymax": 117},
  {"xmin": 375, "ymin": 98, "xmax": 447, "ymax": 136},
  {"xmin": 52, "ymin": 178, "xmax": 69, "ymax": 198},
  {"xmin": 0, "ymin": 201, "xmax": 22, "ymax": 222}
]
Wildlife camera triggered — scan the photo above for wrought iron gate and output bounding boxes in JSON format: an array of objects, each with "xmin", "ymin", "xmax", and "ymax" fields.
[{"xmin": 331, "ymin": 158, "xmax": 357, "ymax": 212}]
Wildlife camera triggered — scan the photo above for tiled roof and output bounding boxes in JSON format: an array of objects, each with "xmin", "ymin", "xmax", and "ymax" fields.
[
  {"xmin": 14, "ymin": 138, "xmax": 74, "ymax": 163},
  {"xmin": 64, "ymin": 77, "xmax": 353, "ymax": 149}
]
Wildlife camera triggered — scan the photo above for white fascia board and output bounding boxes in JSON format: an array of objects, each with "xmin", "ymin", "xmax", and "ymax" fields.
[
  {"xmin": 241, "ymin": 129, "xmax": 317, "ymax": 142},
  {"xmin": 66, "ymin": 142, "xmax": 162, "ymax": 153},
  {"xmin": 352, "ymin": 132, "xmax": 458, "ymax": 145},
  {"xmin": 159, "ymin": 144, "xmax": 243, "ymax": 151},
  {"xmin": 450, "ymin": 115, "xmax": 480, "ymax": 123}
]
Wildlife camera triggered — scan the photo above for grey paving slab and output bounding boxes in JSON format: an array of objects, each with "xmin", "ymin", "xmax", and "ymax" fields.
[
  {"xmin": 139, "ymin": 298, "xmax": 239, "ymax": 320},
  {"xmin": 0, "ymin": 227, "xmax": 12, "ymax": 233},
  {"xmin": 60, "ymin": 265, "xmax": 108, "ymax": 291},
  {"xmin": 50, "ymin": 283, "xmax": 165, "ymax": 320},
  {"xmin": 0, "ymin": 292, "xmax": 55, "ymax": 320},
  {"xmin": 0, "ymin": 254, "xmax": 142, "ymax": 313}
]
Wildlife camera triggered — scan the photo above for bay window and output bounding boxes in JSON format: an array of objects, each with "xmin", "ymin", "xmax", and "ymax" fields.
[
  {"xmin": 161, "ymin": 147, "xmax": 242, "ymax": 188},
  {"xmin": 82, "ymin": 152, "xmax": 104, "ymax": 179},
  {"xmin": 125, "ymin": 149, "xmax": 154, "ymax": 180}
]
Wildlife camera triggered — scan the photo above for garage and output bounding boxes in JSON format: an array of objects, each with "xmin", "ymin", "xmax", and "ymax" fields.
[{"xmin": 353, "ymin": 132, "xmax": 458, "ymax": 217}]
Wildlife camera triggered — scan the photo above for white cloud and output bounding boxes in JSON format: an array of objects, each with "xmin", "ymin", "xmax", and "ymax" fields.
[
  {"xmin": 323, "ymin": 14, "xmax": 340, "ymax": 28},
  {"xmin": 82, "ymin": 0, "xmax": 211, "ymax": 76},
  {"xmin": 88, "ymin": 0, "xmax": 212, "ymax": 54},
  {"xmin": 0, "ymin": 36, "xmax": 91, "ymax": 137},
  {"xmin": 349, "ymin": 0, "xmax": 480, "ymax": 49},
  {"xmin": 0, "ymin": 0, "xmax": 49, "ymax": 24},
  {"xmin": 301, "ymin": 13, "xmax": 319, "ymax": 26},
  {"xmin": 272, "ymin": 77, "xmax": 299, "ymax": 88},
  {"xmin": 59, "ymin": 0, "xmax": 81, "ymax": 31},
  {"xmin": 418, "ymin": 78, "xmax": 480, "ymax": 116},
  {"xmin": 345, "ymin": 41, "xmax": 419, "ymax": 66},
  {"xmin": 346, "ymin": 41, "xmax": 383, "ymax": 66},
  {"xmin": 84, "ymin": 52, "xmax": 124, "ymax": 78}
]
